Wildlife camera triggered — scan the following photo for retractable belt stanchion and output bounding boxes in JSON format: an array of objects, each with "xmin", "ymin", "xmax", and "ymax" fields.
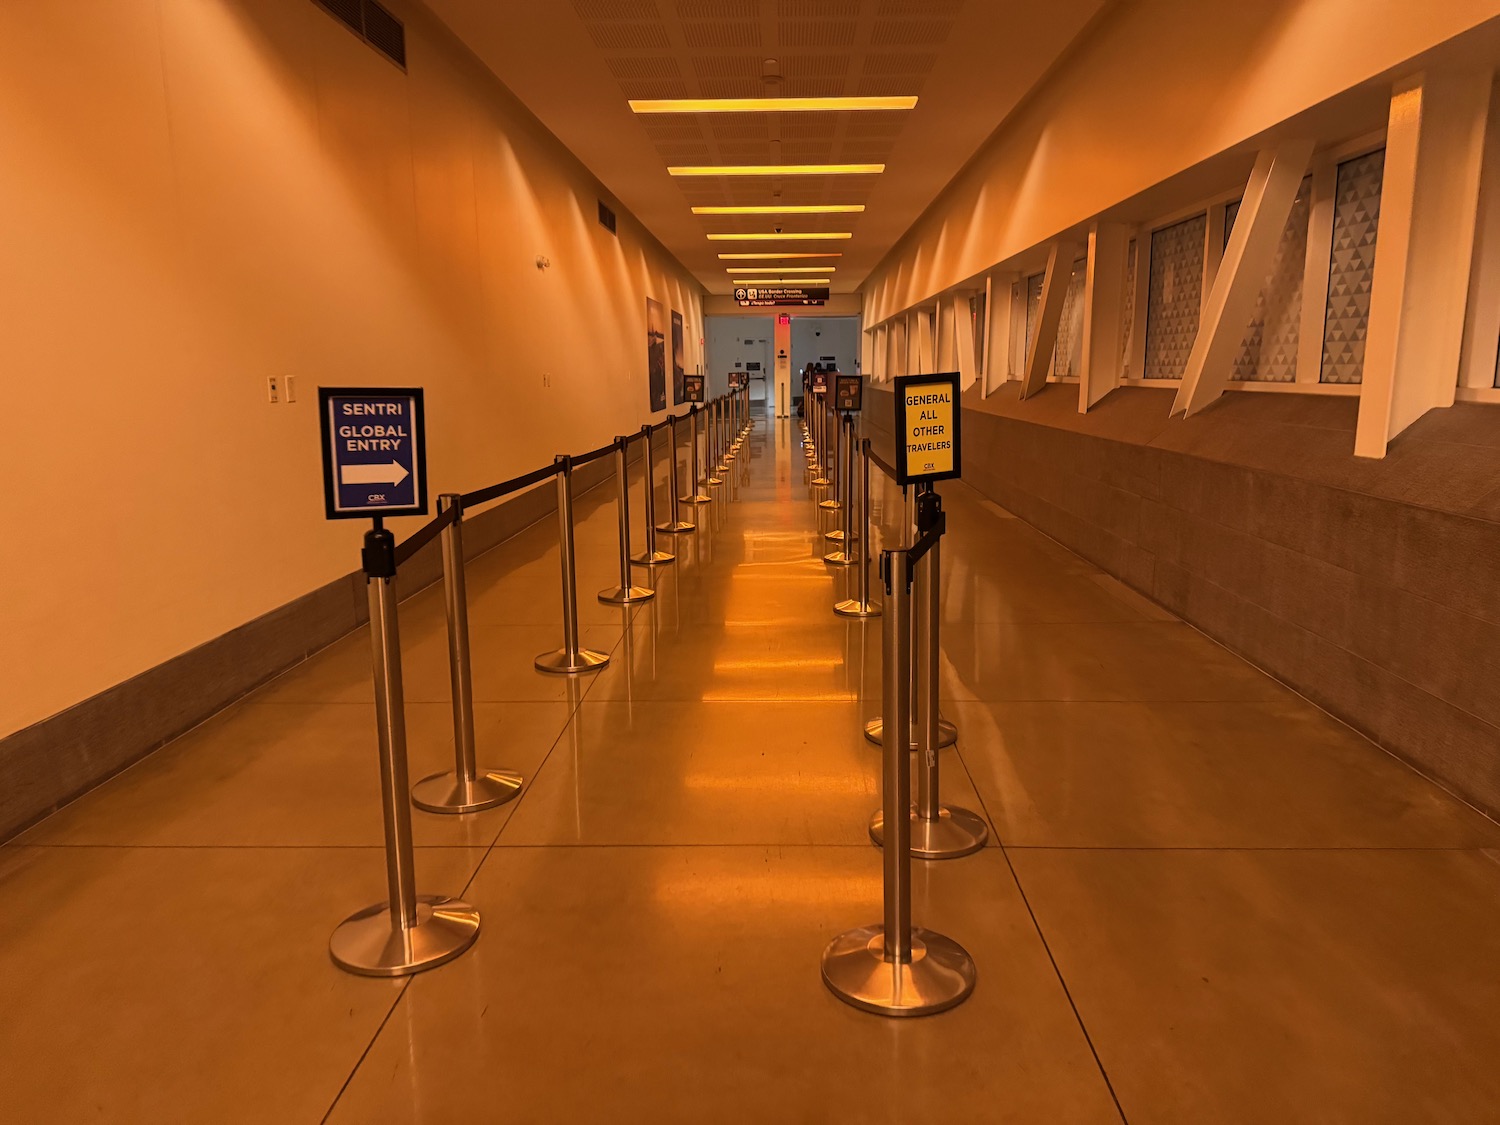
[
  {"xmin": 811, "ymin": 397, "xmax": 831, "ymax": 488},
  {"xmin": 634, "ymin": 424, "xmax": 676, "ymax": 566},
  {"xmin": 535, "ymin": 456, "xmax": 611, "ymax": 674},
  {"xmin": 720, "ymin": 396, "xmax": 732, "ymax": 468},
  {"xmin": 658, "ymin": 414, "xmax": 696, "ymax": 534},
  {"xmin": 706, "ymin": 400, "xmax": 724, "ymax": 487},
  {"xmin": 871, "ymin": 486, "xmax": 988, "ymax": 859},
  {"xmin": 331, "ymin": 523, "xmax": 481, "ymax": 976},
  {"xmin": 821, "ymin": 409, "xmax": 844, "ymax": 519},
  {"xmin": 411, "ymin": 495, "xmax": 525, "ymax": 815},
  {"xmin": 716, "ymin": 398, "xmax": 731, "ymax": 473},
  {"xmin": 835, "ymin": 439, "xmax": 881, "ymax": 618},
  {"xmin": 683, "ymin": 405, "xmax": 712, "ymax": 505},
  {"xmin": 824, "ymin": 414, "xmax": 856, "ymax": 565},
  {"xmin": 865, "ymin": 486, "xmax": 958, "ymax": 750},
  {"xmin": 600, "ymin": 436, "xmax": 656, "ymax": 605},
  {"xmin": 821, "ymin": 545, "xmax": 976, "ymax": 1016}
]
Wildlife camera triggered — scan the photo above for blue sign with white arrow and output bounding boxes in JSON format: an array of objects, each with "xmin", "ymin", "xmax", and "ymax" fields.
[{"xmin": 319, "ymin": 387, "xmax": 428, "ymax": 520}]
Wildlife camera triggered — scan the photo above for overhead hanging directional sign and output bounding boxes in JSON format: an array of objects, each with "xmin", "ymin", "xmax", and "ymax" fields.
[
  {"xmin": 319, "ymin": 387, "xmax": 428, "ymax": 520},
  {"xmin": 734, "ymin": 286, "xmax": 829, "ymax": 308}
]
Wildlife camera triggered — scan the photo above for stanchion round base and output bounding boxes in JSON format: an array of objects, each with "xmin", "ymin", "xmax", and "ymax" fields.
[
  {"xmin": 330, "ymin": 896, "xmax": 481, "ymax": 977},
  {"xmin": 598, "ymin": 584, "xmax": 656, "ymax": 606},
  {"xmin": 819, "ymin": 499, "xmax": 842, "ymax": 511},
  {"xmin": 869, "ymin": 804, "xmax": 989, "ymax": 859},
  {"xmin": 864, "ymin": 718, "xmax": 958, "ymax": 749},
  {"xmin": 823, "ymin": 550, "xmax": 855, "ymax": 566},
  {"xmin": 825, "ymin": 529, "xmax": 846, "ymax": 542},
  {"xmin": 412, "ymin": 768, "xmax": 524, "ymax": 814},
  {"xmin": 682, "ymin": 493, "xmax": 713, "ymax": 505},
  {"xmin": 811, "ymin": 476, "xmax": 831, "ymax": 488},
  {"xmin": 820, "ymin": 925, "xmax": 976, "ymax": 1017},
  {"xmin": 534, "ymin": 648, "xmax": 611, "ymax": 674},
  {"xmin": 707, "ymin": 476, "xmax": 724, "ymax": 487},
  {"xmin": 632, "ymin": 549, "xmax": 676, "ymax": 567},
  {"xmin": 657, "ymin": 521, "xmax": 696, "ymax": 535}
]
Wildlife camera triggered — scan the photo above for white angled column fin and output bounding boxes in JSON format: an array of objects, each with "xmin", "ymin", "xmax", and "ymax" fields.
[
  {"xmin": 1021, "ymin": 240, "xmax": 1079, "ymax": 399},
  {"xmin": 1080, "ymin": 223, "xmax": 1131, "ymax": 412},
  {"xmin": 1172, "ymin": 141, "xmax": 1315, "ymax": 416},
  {"xmin": 1356, "ymin": 70, "xmax": 1491, "ymax": 458}
]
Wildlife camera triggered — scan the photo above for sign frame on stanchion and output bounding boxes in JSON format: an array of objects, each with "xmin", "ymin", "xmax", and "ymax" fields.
[
  {"xmin": 319, "ymin": 386, "xmax": 481, "ymax": 977},
  {"xmin": 319, "ymin": 387, "xmax": 428, "ymax": 520},
  {"xmin": 892, "ymin": 371, "xmax": 961, "ymax": 487},
  {"xmin": 865, "ymin": 371, "xmax": 962, "ymax": 750}
]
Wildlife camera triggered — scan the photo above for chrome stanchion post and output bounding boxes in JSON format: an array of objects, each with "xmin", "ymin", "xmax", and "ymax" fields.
[
  {"xmin": 865, "ymin": 483, "xmax": 958, "ymax": 749},
  {"xmin": 824, "ymin": 414, "xmax": 855, "ymax": 564},
  {"xmin": 601, "ymin": 437, "xmax": 656, "ymax": 605},
  {"xmin": 871, "ymin": 491, "xmax": 987, "ymax": 858},
  {"xmin": 716, "ymin": 398, "xmax": 731, "ymax": 473},
  {"xmin": 634, "ymin": 424, "xmax": 676, "ymax": 566},
  {"xmin": 836, "ymin": 439, "xmax": 882, "ymax": 618},
  {"xmin": 412, "ymin": 496, "xmax": 525, "ymax": 814},
  {"xmin": 536, "ymin": 456, "xmax": 611, "ymax": 673},
  {"xmin": 658, "ymin": 415, "xmax": 695, "ymax": 533},
  {"xmin": 820, "ymin": 408, "xmax": 843, "ymax": 515},
  {"xmin": 331, "ymin": 525, "xmax": 482, "ymax": 976},
  {"xmin": 683, "ymin": 405, "xmax": 712, "ymax": 505},
  {"xmin": 707, "ymin": 400, "xmax": 724, "ymax": 487},
  {"xmin": 811, "ymin": 396, "xmax": 831, "ymax": 487},
  {"xmin": 821, "ymin": 548, "xmax": 975, "ymax": 1016}
]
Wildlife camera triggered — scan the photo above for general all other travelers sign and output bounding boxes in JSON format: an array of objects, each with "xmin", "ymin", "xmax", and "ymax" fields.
[{"xmin": 893, "ymin": 372, "xmax": 961, "ymax": 486}]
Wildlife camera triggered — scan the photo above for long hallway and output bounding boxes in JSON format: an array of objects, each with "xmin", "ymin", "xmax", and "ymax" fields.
[{"xmin": 4, "ymin": 410, "xmax": 1500, "ymax": 1122}]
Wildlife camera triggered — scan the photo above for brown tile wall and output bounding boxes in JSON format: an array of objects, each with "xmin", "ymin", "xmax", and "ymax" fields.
[
  {"xmin": 867, "ymin": 385, "xmax": 1500, "ymax": 817},
  {"xmin": 0, "ymin": 442, "xmax": 662, "ymax": 841}
]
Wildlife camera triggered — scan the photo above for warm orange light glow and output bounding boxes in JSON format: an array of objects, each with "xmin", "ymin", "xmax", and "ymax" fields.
[
  {"xmin": 669, "ymin": 164, "xmax": 884, "ymax": 177},
  {"xmin": 708, "ymin": 233, "xmax": 852, "ymax": 242},
  {"xmin": 693, "ymin": 205, "xmax": 866, "ymax": 215},
  {"xmin": 717, "ymin": 253, "xmax": 842, "ymax": 260},
  {"xmin": 632, "ymin": 96, "xmax": 917, "ymax": 114},
  {"xmin": 732, "ymin": 279, "xmax": 831, "ymax": 285}
]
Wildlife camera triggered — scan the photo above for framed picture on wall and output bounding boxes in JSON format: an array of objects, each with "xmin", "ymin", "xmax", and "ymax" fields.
[
  {"xmin": 671, "ymin": 309, "xmax": 686, "ymax": 405},
  {"xmin": 646, "ymin": 298, "xmax": 666, "ymax": 412}
]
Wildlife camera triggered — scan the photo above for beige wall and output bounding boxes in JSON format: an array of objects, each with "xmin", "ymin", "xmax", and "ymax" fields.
[
  {"xmin": 863, "ymin": 0, "xmax": 1500, "ymax": 324},
  {"xmin": 0, "ymin": 0, "xmax": 703, "ymax": 738}
]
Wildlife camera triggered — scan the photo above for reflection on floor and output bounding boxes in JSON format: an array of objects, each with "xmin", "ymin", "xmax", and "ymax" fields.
[{"xmin": 4, "ymin": 411, "xmax": 1499, "ymax": 1123}]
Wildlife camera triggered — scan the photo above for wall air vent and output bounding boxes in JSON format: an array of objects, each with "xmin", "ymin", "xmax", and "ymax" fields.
[
  {"xmin": 314, "ymin": 0, "xmax": 407, "ymax": 70},
  {"xmin": 598, "ymin": 201, "xmax": 618, "ymax": 235}
]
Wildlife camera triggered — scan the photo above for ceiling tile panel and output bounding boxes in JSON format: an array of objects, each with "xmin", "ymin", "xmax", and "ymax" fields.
[{"xmin": 445, "ymin": 0, "xmax": 1107, "ymax": 293}]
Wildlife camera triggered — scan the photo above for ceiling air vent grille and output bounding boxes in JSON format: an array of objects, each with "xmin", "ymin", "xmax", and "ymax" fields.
[
  {"xmin": 314, "ymin": 0, "xmax": 407, "ymax": 70},
  {"xmin": 598, "ymin": 201, "xmax": 618, "ymax": 236}
]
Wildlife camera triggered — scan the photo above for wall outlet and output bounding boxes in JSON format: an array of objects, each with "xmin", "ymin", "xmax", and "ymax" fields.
[
  {"xmin": 267, "ymin": 376, "xmax": 281, "ymax": 403},
  {"xmin": 285, "ymin": 375, "xmax": 297, "ymax": 403},
  {"xmin": 542, "ymin": 372, "xmax": 552, "ymax": 388}
]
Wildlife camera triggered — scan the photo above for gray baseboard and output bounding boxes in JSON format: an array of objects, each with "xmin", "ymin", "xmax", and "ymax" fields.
[{"xmin": 0, "ymin": 443, "xmax": 662, "ymax": 841}]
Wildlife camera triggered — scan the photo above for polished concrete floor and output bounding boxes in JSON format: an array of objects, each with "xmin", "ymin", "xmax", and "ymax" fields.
[{"xmin": 5, "ymin": 410, "xmax": 1500, "ymax": 1123}]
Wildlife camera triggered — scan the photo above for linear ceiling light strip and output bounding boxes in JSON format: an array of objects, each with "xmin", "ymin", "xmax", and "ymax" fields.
[
  {"xmin": 693, "ymin": 205, "xmax": 865, "ymax": 215},
  {"xmin": 717, "ymin": 252, "xmax": 843, "ymax": 260},
  {"xmin": 707, "ymin": 233, "xmax": 851, "ymax": 242},
  {"xmin": 669, "ymin": 164, "xmax": 884, "ymax": 177},
  {"xmin": 632, "ymin": 97, "xmax": 917, "ymax": 114}
]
